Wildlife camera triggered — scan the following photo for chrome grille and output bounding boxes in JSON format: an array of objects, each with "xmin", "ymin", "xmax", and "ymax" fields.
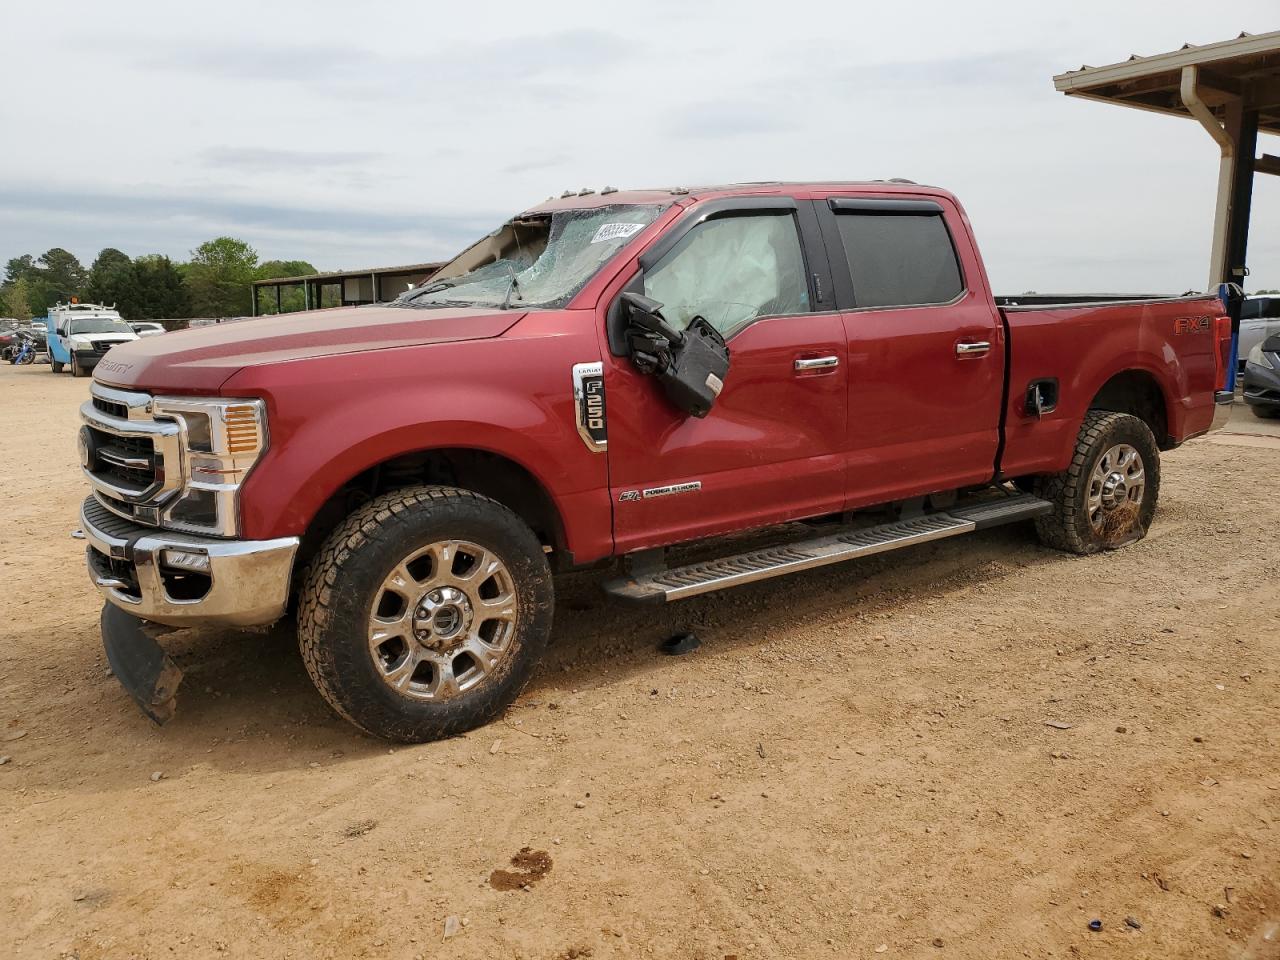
[
  {"xmin": 92, "ymin": 396, "xmax": 128, "ymax": 418},
  {"xmin": 90, "ymin": 430, "xmax": 157, "ymax": 491},
  {"xmin": 81, "ymin": 383, "xmax": 182, "ymax": 513}
]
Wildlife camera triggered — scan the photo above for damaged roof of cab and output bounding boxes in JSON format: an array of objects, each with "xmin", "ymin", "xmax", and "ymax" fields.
[{"xmin": 522, "ymin": 179, "xmax": 942, "ymax": 214}]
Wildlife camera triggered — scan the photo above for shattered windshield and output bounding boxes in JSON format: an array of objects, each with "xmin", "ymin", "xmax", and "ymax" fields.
[{"xmin": 402, "ymin": 204, "xmax": 666, "ymax": 310}]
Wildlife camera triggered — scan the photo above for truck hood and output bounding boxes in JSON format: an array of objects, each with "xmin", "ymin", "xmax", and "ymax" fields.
[{"xmin": 92, "ymin": 305, "xmax": 524, "ymax": 394}]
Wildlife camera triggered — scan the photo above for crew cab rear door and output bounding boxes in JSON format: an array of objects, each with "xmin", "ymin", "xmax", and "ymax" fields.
[
  {"xmin": 600, "ymin": 197, "xmax": 847, "ymax": 553},
  {"xmin": 815, "ymin": 193, "xmax": 1004, "ymax": 505}
]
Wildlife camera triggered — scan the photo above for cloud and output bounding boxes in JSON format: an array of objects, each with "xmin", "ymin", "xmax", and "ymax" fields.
[
  {"xmin": 0, "ymin": 184, "xmax": 500, "ymax": 268},
  {"xmin": 500, "ymin": 155, "xmax": 572, "ymax": 175},
  {"xmin": 142, "ymin": 29, "xmax": 639, "ymax": 104},
  {"xmin": 835, "ymin": 50, "xmax": 1055, "ymax": 90},
  {"xmin": 664, "ymin": 101, "xmax": 800, "ymax": 139},
  {"xmin": 199, "ymin": 147, "xmax": 384, "ymax": 173}
]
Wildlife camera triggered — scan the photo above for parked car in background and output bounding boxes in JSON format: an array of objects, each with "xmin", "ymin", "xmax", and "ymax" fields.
[
  {"xmin": 78, "ymin": 181, "xmax": 1235, "ymax": 742},
  {"xmin": 1239, "ymin": 296, "xmax": 1280, "ymax": 370},
  {"xmin": 0, "ymin": 320, "xmax": 22, "ymax": 354},
  {"xmin": 45, "ymin": 302, "xmax": 138, "ymax": 377},
  {"xmin": 129, "ymin": 322, "xmax": 166, "ymax": 338},
  {"xmin": 1243, "ymin": 333, "xmax": 1280, "ymax": 418}
]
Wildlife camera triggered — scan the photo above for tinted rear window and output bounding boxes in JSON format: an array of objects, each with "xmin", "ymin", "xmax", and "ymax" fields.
[{"xmin": 835, "ymin": 212, "xmax": 963, "ymax": 308}]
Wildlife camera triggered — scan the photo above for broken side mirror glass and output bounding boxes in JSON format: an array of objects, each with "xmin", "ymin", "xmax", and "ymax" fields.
[{"xmin": 620, "ymin": 291, "xmax": 730, "ymax": 420}]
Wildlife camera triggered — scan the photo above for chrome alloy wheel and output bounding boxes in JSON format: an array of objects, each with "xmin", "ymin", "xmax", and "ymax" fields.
[
  {"xmin": 368, "ymin": 540, "xmax": 518, "ymax": 701},
  {"xmin": 1087, "ymin": 443, "xmax": 1146, "ymax": 531}
]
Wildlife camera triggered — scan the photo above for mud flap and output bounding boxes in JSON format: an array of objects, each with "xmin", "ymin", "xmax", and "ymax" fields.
[{"xmin": 100, "ymin": 603, "xmax": 183, "ymax": 725}]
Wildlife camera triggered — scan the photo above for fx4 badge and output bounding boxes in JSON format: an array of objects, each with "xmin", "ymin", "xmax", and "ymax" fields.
[
  {"xmin": 618, "ymin": 481, "xmax": 702, "ymax": 502},
  {"xmin": 1174, "ymin": 316, "xmax": 1211, "ymax": 335},
  {"xmin": 572, "ymin": 362, "xmax": 607, "ymax": 452}
]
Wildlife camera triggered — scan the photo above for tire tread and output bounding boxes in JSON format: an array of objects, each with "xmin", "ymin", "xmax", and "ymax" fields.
[{"xmin": 297, "ymin": 484, "xmax": 551, "ymax": 742}]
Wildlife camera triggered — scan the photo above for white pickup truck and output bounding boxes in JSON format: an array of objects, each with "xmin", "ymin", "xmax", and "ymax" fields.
[{"xmin": 46, "ymin": 302, "xmax": 139, "ymax": 377}]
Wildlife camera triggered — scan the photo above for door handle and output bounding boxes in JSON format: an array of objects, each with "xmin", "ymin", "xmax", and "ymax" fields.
[
  {"xmin": 794, "ymin": 355, "xmax": 839, "ymax": 371},
  {"xmin": 955, "ymin": 341, "xmax": 991, "ymax": 357}
]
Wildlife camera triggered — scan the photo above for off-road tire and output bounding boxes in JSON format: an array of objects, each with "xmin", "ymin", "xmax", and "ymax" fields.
[
  {"xmin": 1033, "ymin": 411, "xmax": 1160, "ymax": 555},
  {"xmin": 297, "ymin": 485, "xmax": 553, "ymax": 742},
  {"xmin": 70, "ymin": 356, "xmax": 85, "ymax": 377},
  {"xmin": 51, "ymin": 360, "xmax": 63, "ymax": 373}
]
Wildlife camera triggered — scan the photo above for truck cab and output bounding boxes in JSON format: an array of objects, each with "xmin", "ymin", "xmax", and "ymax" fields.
[{"xmin": 47, "ymin": 302, "xmax": 138, "ymax": 377}]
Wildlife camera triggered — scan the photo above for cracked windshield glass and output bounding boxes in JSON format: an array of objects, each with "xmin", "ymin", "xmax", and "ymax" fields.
[{"xmin": 402, "ymin": 204, "xmax": 665, "ymax": 310}]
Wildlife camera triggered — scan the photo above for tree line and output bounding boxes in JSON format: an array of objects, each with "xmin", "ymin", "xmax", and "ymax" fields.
[{"xmin": 0, "ymin": 238, "xmax": 317, "ymax": 325}]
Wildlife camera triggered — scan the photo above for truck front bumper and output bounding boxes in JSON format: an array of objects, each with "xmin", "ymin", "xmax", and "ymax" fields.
[
  {"xmin": 81, "ymin": 495, "xmax": 300, "ymax": 628},
  {"xmin": 72, "ymin": 348, "xmax": 104, "ymax": 371}
]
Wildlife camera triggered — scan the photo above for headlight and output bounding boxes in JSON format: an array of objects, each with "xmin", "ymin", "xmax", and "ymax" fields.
[
  {"xmin": 69, "ymin": 335, "xmax": 91, "ymax": 348},
  {"xmin": 1248, "ymin": 343, "xmax": 1275, "ymax": 370},
  {"xmin": 151, "ymin": 397, "xmax": 268, "ymax": 536}
]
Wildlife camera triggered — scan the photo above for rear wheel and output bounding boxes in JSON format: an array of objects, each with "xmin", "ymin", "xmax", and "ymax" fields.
[
  {"xmin": 1250, "ymin": 404, "xmax": 1280, "ymax": 420},
  {"xmin": 298, "ymin": 485, "xmax": 553, "ymax": 742},
  {"xmin": 51, "ymin": 360, "xmax": 63, "ymax": 373},
  {"xmin": 1034, "ymin": 411, "xmax": 1160, "ymax": 555}
]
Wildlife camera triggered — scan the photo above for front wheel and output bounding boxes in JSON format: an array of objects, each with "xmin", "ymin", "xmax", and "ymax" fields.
[
  {"xmin": 70, "ymin": 355, "xmax": 85, "ymax": 377},
  {"xmin": 1250, "ymin": 404, "xmax": 1280, "ymax": 420},
  {"xmin": 297, "ymin": 485, "xmax": 554, "ymax": 742},
  {"xmin": 1034, "ymin": 411, "xmax": 1160, "ymax": 555}
]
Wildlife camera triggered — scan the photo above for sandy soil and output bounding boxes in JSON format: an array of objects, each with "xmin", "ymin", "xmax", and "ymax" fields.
[{"xmin": 1, "ymin": 361, "xmax": 1277, "ymax": 960}]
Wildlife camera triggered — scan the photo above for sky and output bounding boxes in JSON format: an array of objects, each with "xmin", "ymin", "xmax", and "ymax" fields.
[{"xmin": 1, "ymin": 0, "xmax": 1277, "ymax": 294}]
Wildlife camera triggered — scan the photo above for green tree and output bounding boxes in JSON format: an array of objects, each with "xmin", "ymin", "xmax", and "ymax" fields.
[
  {"xmin": 36, "ymin": 247, "xmax": 87, "ymax": 303},
  {"xmin": 185, "ymin": 237, "xmax": 258, "ymax": 318},
  {"xmin": 5, "ymin": 255, "xmax": 36, "ymax": 286},
  {"xmin": 255, "ymin": 259, "xmax": 317, "ymax": 314},
  {"xmin": 85, "ymin": 248, "xmax": 137, "ymax": 316},
  {"xmin": 132, "ymin": 255, "xmax": 190, "ymax": 323},
  {"xmin": 4, "ymin": 249, "xmax": 87, "ymax": 316},
  {"xmin": 2, "ymin": 276, "xmax": 32, "ymax": 321}
]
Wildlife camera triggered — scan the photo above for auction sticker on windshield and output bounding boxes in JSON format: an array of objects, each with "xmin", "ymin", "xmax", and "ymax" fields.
[{"xmin": 591, "ymin": 223, "xmax": 646, "ymax": 244}]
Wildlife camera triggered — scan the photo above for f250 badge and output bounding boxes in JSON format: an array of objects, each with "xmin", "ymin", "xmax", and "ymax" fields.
[
  {"xmin": 1174, "ymin": 316, "xmax": 1211, "ymax": 335},
  {"xmin": 571, "ymin": 362, "xmax": 607, "ymax": 453}
]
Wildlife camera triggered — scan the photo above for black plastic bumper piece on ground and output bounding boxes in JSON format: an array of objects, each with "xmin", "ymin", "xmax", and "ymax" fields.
[{"xmin": 100, "ymin": 602, "xmax": 182, "ymax": 725}]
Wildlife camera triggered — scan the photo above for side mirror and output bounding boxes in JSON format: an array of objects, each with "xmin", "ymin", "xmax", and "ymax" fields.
[
  {"xmin": 619, "ymin": 291, "xmax": 730, "ymax": 420},
  {"xmin": 620, "ymin": 291, "xmax": 684, "ymax": 345}
]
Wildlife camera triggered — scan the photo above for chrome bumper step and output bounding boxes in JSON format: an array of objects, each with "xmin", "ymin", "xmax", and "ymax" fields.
[{"xmin": 603, "ymin": 492, "xmax": 1051, "ymax": 603}]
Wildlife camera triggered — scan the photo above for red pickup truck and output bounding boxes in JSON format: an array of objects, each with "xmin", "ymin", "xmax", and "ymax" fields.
[{"xmin": 79, "ymin": 181, "xmax": 1234, "ymax": 741}]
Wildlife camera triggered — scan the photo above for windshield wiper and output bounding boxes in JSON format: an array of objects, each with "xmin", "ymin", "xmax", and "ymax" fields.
[
  {"xmin": 403, "ymin": 278, "xmax": 463, "ymax": 302},
  {"xmin": 500, "ymin": 263, "xmax": 525, "ymax": 310}
]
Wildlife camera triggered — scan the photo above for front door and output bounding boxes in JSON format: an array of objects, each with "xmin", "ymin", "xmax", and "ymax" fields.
[
  {"xmin": 602, "ymin": 201, "xmax": 847, "ymax": 553},
  {"xmin": 816, "ymin": 193, "xmax": 1005, "ymax": 507}
]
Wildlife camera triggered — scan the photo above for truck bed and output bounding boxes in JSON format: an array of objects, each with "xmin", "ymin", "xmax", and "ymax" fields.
[{"xmin": 995, "ymin": 292, "xmax": 1225, "ymax": 479}]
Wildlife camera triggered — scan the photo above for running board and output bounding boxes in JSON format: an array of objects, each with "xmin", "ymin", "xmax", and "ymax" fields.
[{"xmin": 603, "ymin": 493, "xmax": 1051, "ymax": 603}]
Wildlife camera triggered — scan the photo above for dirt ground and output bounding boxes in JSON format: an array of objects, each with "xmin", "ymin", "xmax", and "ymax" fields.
[{"xmin": 1, "ymin": 361, "xmax": 1277, "ymax": 960}]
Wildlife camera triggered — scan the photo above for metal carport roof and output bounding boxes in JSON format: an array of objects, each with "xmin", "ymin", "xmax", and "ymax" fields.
[{"xmin": 1053, "ymin": 31, "xmax": 1280, "ymax": 291}]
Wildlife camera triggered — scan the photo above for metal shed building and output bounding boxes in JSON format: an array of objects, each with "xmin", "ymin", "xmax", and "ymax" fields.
[{"xmin": 250, "ymin": 261, "xmax": 444, "ymax": 316}]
